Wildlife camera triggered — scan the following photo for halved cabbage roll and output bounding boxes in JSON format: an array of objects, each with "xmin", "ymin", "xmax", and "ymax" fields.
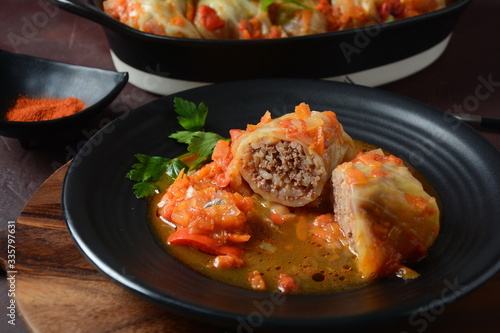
[
  {"xmin": 103, "ymin": 0, "xmax": 201, "ymax": 38},
  {"xmin": 331, "ymin": 149, "xmax": 440, "ymax": 279},
  {"xmin": 227, "ymin": 103, "xmax": 355, "ymax": 207}
]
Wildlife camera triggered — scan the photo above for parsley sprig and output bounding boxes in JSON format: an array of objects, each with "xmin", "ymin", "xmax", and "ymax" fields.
[{"xmin": 126, "ymin": 97, "xmax": 227, "ymax": 198}]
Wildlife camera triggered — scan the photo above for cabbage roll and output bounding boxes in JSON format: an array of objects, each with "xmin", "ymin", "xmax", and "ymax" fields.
[
  {"xmin": 398, "ymin": 0, "xmax": 449, "ymax": 17},
  {"xmin": 227, "ymin": 103, "xmax": 355, "ymax": 207},
  {"xmin": 272, "ymin": 0, "xmax": 329, "ymax": 37},
  {"xmin": 237, "ymin": 9, "xmax": 288, "ymax": 39},
  {"xmin": 328, "ymin": 0, "xmax": 449, "ymax": 29},
  {"xmin": 328, "ymin": 0, "xmax": 379, "ymax": 30},
  {"xmin": 331, "ymin": 149, "xmax": 440, "ymax": 279},
  {"xmin": 194, "ymin": 0, "xmax": 258, "ymax": 39},
  {"xmin": 102, "ymin": 0, "xmax": 201, "ymax": 38},
  {"xmin": 103, "ymin": 0, "xmax": 451, "ymax": 39}
]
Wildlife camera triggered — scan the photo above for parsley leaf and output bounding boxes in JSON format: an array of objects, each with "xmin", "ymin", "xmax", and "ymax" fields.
[
  {"xmin": 126, "ymin": 154, "xmax": 188, "ymax": 198},
  {"xmin": 126, "ymin": 154, "xmax": 172, "ymax": 182},
  {"xmin": 188, "ymin": 132, "xmax": 226, "ymax": 156},
  {"xmin": 169, "ymin": 131, "xmax": 227, "ymax": 171},
  {"xmin": 169, "ymin": 130, "xmax": 203, "ymax": 145},
  {"xmin": 165, "ymin": 157, "xmax": 188, "ymax": 178},
  {"xmin": 173, "ymin": 97, "xmax": 208, "ymax": 131},
  {"xmin": 131, "ymin": 181, "xmax": 157, "ymax": 199},
  {"xmin": 126, "ymin": 98, "xmax": 228, "ymax": 199}
]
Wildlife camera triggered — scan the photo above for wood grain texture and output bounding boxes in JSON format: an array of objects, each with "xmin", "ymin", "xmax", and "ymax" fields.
[
  {"xmin": 4, "ymin": 163, "xmax": 220, "ymax": 333},
  {"xmin": 1, "ymin": 163, "xmax": 498, "ymax": 333}
]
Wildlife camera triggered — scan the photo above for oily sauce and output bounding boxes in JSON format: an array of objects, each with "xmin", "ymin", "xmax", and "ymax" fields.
[{"xmin": 146, "ymin": 140, "xmax": 440, "ymax": 294}]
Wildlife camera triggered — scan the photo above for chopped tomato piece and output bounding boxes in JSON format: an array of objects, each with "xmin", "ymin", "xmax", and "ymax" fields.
[
  {"xmin": 238, "ymin": 18, "xmax": 263, "ymax": 39},
  {"xmin": 352, "ymin": 151, "xmax": 403, "ymax": 166},
  {"xmin": 213, "ymin": 254, "xmax": 245, "ymax": 269},
  {"xmin": 158, "ymin": 162, "xmax": 254, "ymax": 233},
  {"xmin": 211, "ymin": 140, "xmax": 233, "ymax": 187},
  {"xmin": 267, "ymin": 26, "xmax": 283, "ymax": 39},
  {"xmin": 267, "ymin": 202, "xmax": 295, "ymax": 225},
  {"xmin": 229, "ymin": 129, "xmax": 244, "ymax": 142},
  {"xmin": 270, "ymin": 213, "xmax": 285, "ymax": 224},
  {"xmin": 212, "ymin": 140, "xmax": 231, "ymax": 165},
  {"xmin": 294, "ymin": 102, "xmax": 312, "ymax": 119},
  {"xmin": 245, "ymin": 111, "xmax": 273, "ymax": 132},
  {"xmin": 227, "ymin": 233, "xmax": 251, "ymax": 243},
  {"xmin": 310, "ymin": 213, "xmax": 345, "ymax": 245},
  {"xmin": 277, "ymin": 273, "xmax": 299, "ymax": 293},
  {"xmin": 346, "ymin": 167, "xmax": 368, "ymax": 186},
  {"xmin": 311, "ymin": 125, "xmax": 325, "ymax": 156},
  {"xmin": 259, "ymin": 111, "xmax": 272, "ymax": 124},
  {"xmin": 198, "ymin": 5, "xmax": 225, "ymax": 31},
  {"xmin": 379, "ymin": 0, "xmax": 404, "ymax": 22},
  {"xmin": 278, "ymin": 118, "xmax": 307, "ymax": 138}
]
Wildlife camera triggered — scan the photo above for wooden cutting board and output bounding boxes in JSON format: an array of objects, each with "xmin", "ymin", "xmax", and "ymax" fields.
[
  {"xmin": 6, "ymin": 163, "xmax": 220, "ymax": 333},
  {"xmin": 3, "ymin": 163, "xmax": 499, "ymax": 332}
]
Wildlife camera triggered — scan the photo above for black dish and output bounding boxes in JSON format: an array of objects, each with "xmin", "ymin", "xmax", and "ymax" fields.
[
  {"xmin": 0, "ymin": 49, "xmax": 128, "ymax": 146},
  {"xmin": 62, "ymin": 79, "xmax": 500, "ymax": 332},
  {"xmin": 49, "ymin": 0, "xmax": 471, "ymax": 82}
]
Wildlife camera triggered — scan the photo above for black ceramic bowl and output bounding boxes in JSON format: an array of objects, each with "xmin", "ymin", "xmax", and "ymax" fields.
[
  {"xmin": 0, "ymin": 49, "xmax": 128, "ymax": 146},
  {"xmin": 48, "ymin": 0, "xmax": 471, "ymax": 94},
  {"xmin": 62, "ymin": 79, "xmax": 500, "ymax": 332}
]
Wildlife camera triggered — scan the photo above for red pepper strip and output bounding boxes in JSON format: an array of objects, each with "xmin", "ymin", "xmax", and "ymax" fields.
[{"xmin": 168, "ymin": 227, "xmax": 242, "ymax": 257}]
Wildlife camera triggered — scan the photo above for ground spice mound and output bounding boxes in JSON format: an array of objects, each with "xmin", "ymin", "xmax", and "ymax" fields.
[{"xmin": 5, "ymin": 95, "xmax": 86, "ymax": 122}]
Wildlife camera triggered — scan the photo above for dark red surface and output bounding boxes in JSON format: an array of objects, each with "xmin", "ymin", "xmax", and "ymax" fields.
[{"xmin": 0, "ymin": 0, "xmax": 499, "ymax": 332}]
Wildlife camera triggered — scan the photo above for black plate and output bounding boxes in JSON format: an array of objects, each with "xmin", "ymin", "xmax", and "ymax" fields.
[
  {"xmin": 62, "ymin": 79, "xmax": 500, "ymax": 332},
  {"xmin": 0, "ymin": 49, "xmax": 128, "ymax": 144}
]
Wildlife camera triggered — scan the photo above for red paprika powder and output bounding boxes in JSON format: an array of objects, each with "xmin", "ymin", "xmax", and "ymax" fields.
[{"xmin": 5, "ymin": 95, "xmax": 86, "ymax": 122}]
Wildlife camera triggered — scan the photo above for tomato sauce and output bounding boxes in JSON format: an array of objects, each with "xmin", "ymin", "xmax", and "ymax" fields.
[{"xmin": 146, "ymin": 140, "xmax": 439, "ymax": 294}]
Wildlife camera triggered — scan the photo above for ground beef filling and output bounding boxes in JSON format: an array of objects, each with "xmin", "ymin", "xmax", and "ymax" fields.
[{"xmin": 246, "ymin": 140, "xmax": 323, "ymax": 201}]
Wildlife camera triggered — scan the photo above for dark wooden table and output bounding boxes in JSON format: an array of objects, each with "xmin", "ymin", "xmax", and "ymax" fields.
[{"xmin": 1, "ymin": 0, "xmax": 499, "ymax": 332}]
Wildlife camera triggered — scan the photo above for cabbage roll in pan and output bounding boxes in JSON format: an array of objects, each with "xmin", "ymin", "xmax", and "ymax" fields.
[
  {"xmin": 332, "ymin": 149, "xmax": 440, "ymax": 279},
  {"xmin": 194, "ymin": 0, "xmax": 258, "ymax": 39},
  {"xmin": 103, "ymin": 0, "xmax": 450, "ymax": 39},
  {"xmin": 103, "ymin": 0, "xmax": 201, "ymax": 38},
  {"xmin": 227, "ymin": 103, "xmax": 355, "ymax": 207}
]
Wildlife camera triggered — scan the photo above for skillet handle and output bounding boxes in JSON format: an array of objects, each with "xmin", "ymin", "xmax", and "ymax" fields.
[{"xmin": 47, "ymin": 0, "xmax": 125, "ymax": 32}]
